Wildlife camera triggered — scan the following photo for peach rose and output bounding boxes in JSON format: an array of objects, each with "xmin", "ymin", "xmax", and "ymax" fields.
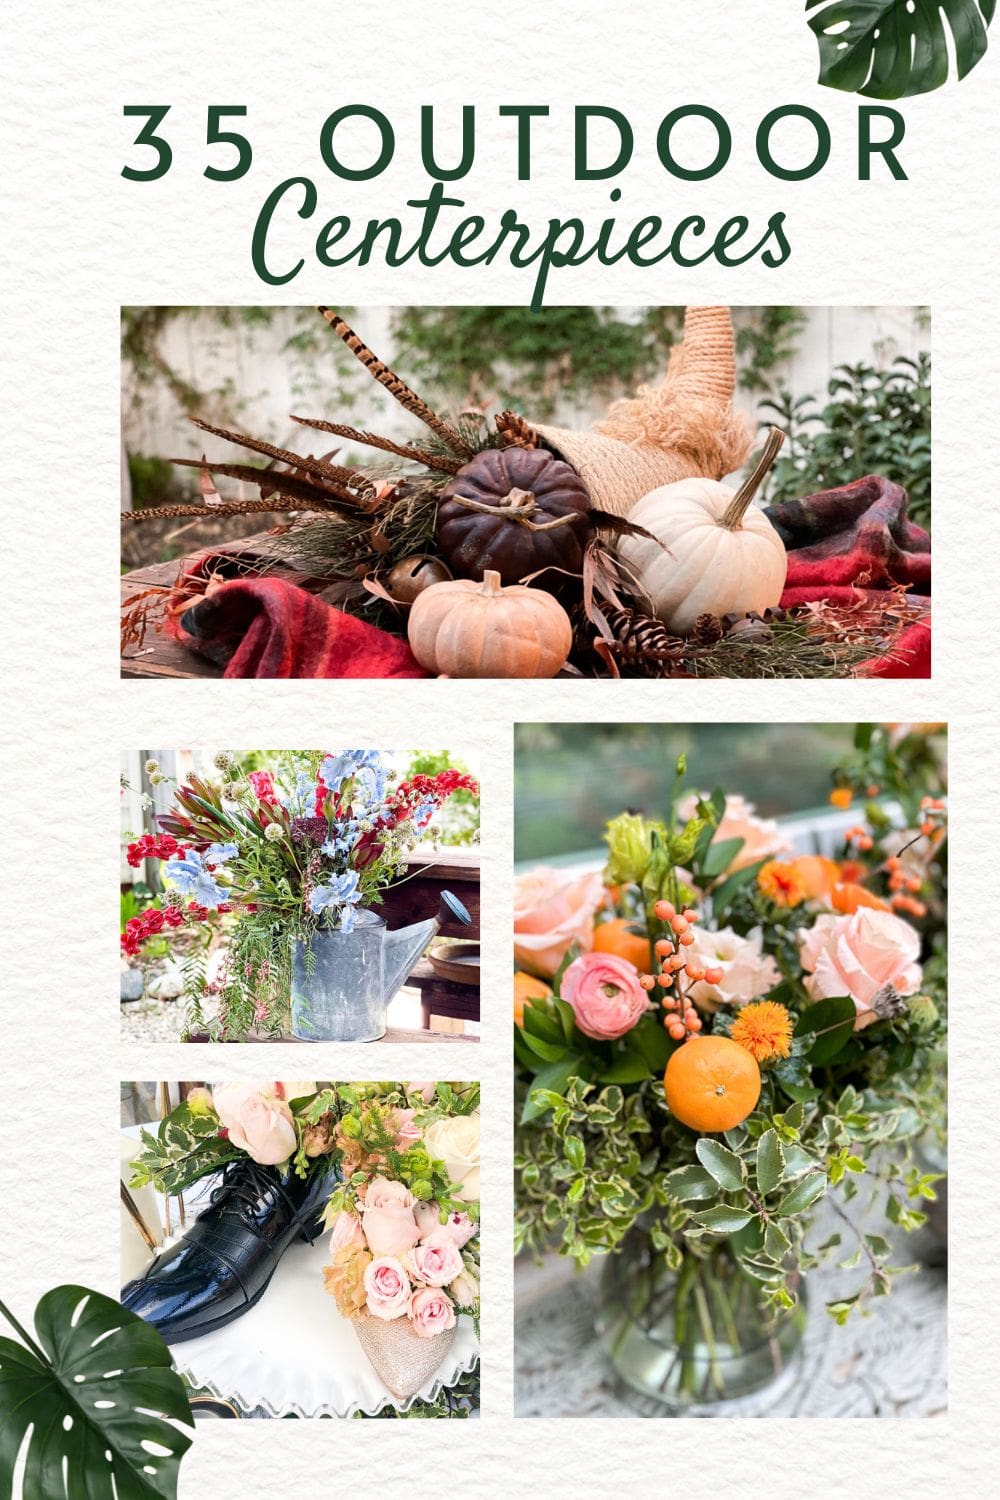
[
  {"xmin": 679, "ymin": 793, "xmax": 791, "ymax": 874},
  {"xmin": 329, "ymin": 1210, "xmax": 365, "ymax": 1255},
  {"xmin": 684, "ymin": 927, "xmax": 782, "ymax": 1012},
  {"xmin": 799, "ymin": 907, "xmax": 922, "ymax": 1029},
  {"xmin": 212, "ymin": 1083, "xmax": 297, "ymax": 1166},
  {"xmin": 422, "ymin": 1116, "xmax": 480, "ymax": 1203},
  {"xmin": 561, "ymin": 952, "xmax": 647, "ymax": 1040},
  {"xmin": 409, "ymin": 1285, "xmax": 457, "ymax": 1339},
  {"xmin": 513, "ymin": 866, "xmax": 605, "ymax": 978},
  {"xmin": 361, "ymin": 1176, "xmax": 421, "ymax": 1257},
  {"xmin": 406, "ymin": 1230, "xmax": 465, "ymax": 1287},
  {"xmin": 364, "ymin": 1256, "xmax": 412, "ymax": 1320},
  {"xmin": 449, "ymin": 1269, "xmax": 479, "ymax": 1308}
]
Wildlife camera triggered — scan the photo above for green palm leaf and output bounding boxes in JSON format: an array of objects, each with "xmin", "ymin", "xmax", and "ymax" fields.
[
  {"xmin": 807, "ymin": 0, "xmax": 994, "ymax": 97},
  {"xmin": 0, "ymin": 1285, "xmax": 193, "ymax": 1500}
]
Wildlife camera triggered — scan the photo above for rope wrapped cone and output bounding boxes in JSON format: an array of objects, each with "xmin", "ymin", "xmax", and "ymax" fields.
[
  {"xmin": 533, "ymin": 306, "xmax": 752, "ymax": 519},
  {"xmin": 352, "ymin": 1312, "xmax": 457, "ymax": 1402}
]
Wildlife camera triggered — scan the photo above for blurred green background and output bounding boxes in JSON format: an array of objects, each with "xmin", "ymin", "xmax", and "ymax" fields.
[{"xmin": 514, "ymin": 723, "xmax": 856, "ymax": 863}]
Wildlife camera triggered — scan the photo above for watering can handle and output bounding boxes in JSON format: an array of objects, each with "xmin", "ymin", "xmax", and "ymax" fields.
[{"xmin": 439, "ymin": 890, "xmax": 472, "ymax": 926}]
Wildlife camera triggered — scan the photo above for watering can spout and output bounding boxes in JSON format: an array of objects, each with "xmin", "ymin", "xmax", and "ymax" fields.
[{"xmin": 382, "ymin": 890, "xmax": 472, "ymax": 1003}]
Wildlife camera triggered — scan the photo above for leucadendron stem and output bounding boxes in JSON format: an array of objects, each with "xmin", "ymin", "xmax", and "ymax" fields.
[{"xmin": 718, "ymin": 426, "xmax": 786, "ymax": 531}]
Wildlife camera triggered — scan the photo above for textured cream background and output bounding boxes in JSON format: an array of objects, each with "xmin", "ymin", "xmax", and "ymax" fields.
[{"xmin": 1, "ymin": 0, "xmax": 998, "ymax": 1492}]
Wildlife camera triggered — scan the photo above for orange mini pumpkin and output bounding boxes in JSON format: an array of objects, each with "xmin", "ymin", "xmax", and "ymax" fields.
[
  {"xmin": 407, "ymin": 570, "xmax": 572, "ymax": 678},
  {"xmin": 664, "ymin": 1035, "xmax": 761, "ymax": 1133}
]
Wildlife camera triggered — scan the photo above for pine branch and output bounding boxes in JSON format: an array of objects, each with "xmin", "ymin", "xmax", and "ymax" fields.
[
  {"xmin": 316, "ymin": 307, "xmax": 473, "ymax": 457},
  {"xmin": 122, "ymin": 497, "xmax": 351, "ymax": 523},
  {"xmin": 189, "ymin": 417, "xmax": 375, "ymax": 495},
  {"xmin": 290, "ymin": 415, "xmax": 461, "ymax": 474}
]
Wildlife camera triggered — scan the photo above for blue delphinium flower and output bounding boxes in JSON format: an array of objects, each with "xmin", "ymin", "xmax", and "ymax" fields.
[
  {"xmin": 321, "ymin": 750, "xmax": 388, "ymax": 806},
  {"xmin": 164, "ymin": 850, "xmax": 228, "ymax": 909},
  {"xmin": 321, "ymin": 820, "xmax": 362, "ymax": 859},
  {"xmin": 205, "ymin": 842, "xmax": 238, "ymax": 864},
  {"xmin": 412, "ymin": 798, "xmax": 437, "ymax": 830},
  {"xmin": 282, "ymin": 769, "xmax": 317, "ymax": 816},
  {"xmin": 308, "ymin": 871, "xmax": 361, "ymax": 928}
]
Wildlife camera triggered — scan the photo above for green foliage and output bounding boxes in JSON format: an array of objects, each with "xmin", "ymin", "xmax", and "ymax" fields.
[
  {"xmin": 128, "ymin": 452, "xmax": 186, "ymax": 510},
  {"xmin": 0, "ymin": 1285, "xmax": 192, "ymax": 1499},
  {"xmin": 759, "ymin": 353, "xmax": 932, "ymax": 530},
  {"xmin": 807, "ymin": 0, "xmax": 994, "ymax": 100},
  {"xmin": 129, "ymin": 1101, "xmax": 243, "ymax": 1195}
]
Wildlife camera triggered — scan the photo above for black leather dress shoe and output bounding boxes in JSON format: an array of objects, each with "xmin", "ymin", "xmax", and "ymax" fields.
[{"xmin": 122, "ymin": 1159, "xmax": 335, "ymax": 1344}]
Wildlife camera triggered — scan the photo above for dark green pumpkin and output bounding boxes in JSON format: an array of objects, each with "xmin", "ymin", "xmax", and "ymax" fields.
[{"xmin": 436, "ymin": 446, "xmax": 591, "ymax": 584}]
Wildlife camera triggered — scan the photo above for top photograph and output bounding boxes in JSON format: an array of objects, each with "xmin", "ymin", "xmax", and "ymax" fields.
[{"xmin": 120, "ymin": 305, "xmax": 931, "ymax": 680}]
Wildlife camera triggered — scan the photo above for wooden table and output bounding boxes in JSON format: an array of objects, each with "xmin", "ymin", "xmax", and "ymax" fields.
[{"xmin": 122, "ymin": 557, "xmax": 223, "ymax": 678}]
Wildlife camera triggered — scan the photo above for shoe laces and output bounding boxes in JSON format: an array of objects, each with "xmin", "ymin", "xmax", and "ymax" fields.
[{"xmin": 207, "ymin": 1159, "xmax": 322, "ymax": 1242}]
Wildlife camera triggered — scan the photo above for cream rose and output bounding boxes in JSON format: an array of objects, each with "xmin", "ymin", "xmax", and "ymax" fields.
[
  {"xmin": 423, "ymin": 1115, "xmax": 480, "ymax": 1202},
  {"xmin": 513, "ymin": 866, "xmax": 605, "ymax": 977},
  {"xmin": 364, "ymin": 1256, "xmax": 412, "ymax": 1320},
  {"xmin": 406, "ymin": 1230, "xmax": 465, "ymax": 1287},
  {"xmin": 361, "ymin": 1176, "xmax": 421, "ymax": 1257},
  {"xmin": 684, "ymin": 926, "xmax": 782, "ymax": 1011},
  {"xmin": 211, "ymin": 1083, "xmax": 297, "ymax": 1167},
  {"xmin": 679, "ymin": 793, "xmax": 791, "ymax": 874},
  {"xmin": 799, "ymin": 907, "xmax": 922, "ymax": 1028},
  {"xmin": 409, "ymin": 1286, "xmax": 457, "ymax": 1339},
  {"xmin": 449, "ymin": 1270, "xmax": 479, "ymax": 1308}
]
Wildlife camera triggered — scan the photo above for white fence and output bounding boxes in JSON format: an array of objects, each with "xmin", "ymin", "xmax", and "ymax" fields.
[{"xmin": 121, "ymin": 306, "xmax": 928, "ymax": 502}]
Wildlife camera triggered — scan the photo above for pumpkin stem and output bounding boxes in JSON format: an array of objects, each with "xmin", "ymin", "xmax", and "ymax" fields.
[
  {"xmin": 480, "ymin": 570, "xmax": 503, "ymax": 596},
  {"xmin": 449, "ymin": 490, "xmax": 581, "ymax": 534},
  {"xmin": 718, "ymin": 427, "xmax": 786, "ymax": 531}
]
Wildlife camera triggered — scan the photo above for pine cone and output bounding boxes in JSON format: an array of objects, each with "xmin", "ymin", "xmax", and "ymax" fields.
[
  {"xmin": 691, "ymin": 612, "xmax": 724, "ymax": 644},
  {"xmin": 495, "ymin": 409, "xmax": 538, "ymax": 449},
  {"xmin": 590, "ymin": 605, "xmax": 687, "ymax": 677}
]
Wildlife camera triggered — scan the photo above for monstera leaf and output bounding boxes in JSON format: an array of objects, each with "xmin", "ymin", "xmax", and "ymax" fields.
[
  {"xmin": 807, "ymin": 0, "xmax": 994, "ymax": 97},
  {"xmin": 0, "ymin": 1285, "xmax": 193, "ymax": 1499}
]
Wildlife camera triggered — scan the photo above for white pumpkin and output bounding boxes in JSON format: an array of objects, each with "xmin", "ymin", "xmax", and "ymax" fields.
[{"xmin": 619, "ymin": 429, "xmax": 788, "ymax": 637}]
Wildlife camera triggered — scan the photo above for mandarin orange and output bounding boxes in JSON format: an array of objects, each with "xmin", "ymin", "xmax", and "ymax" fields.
[
  {"xmin": 592, "ymin": 917, "xmax": 653, "ymax": 973},
  {"xmin": 663, "ymin": 1035, "xmax": 761, "ymax": 1133},
  {"xmin": 514, "ymin": 970, "xmax": 551, "ymax": 1027}
]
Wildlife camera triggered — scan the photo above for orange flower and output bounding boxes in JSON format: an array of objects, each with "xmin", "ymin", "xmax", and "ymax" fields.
[
  {"xmin": 730, "ymin": 1001, "xmax": 794, "ymax": 1064},
  {"xmin": 514, "ymin": 970, "xmax": 551, "ymax": 1027},
  {"xmin": 757, "ymin": 860, "xmax": 807, "ymax": 908},
  {"xmin": 829, "ymin": 787, "xmax": 853, "ymax": 810},
  {"xmin": 787, "ymin": 854, "xmax": 840, "ymax": 901},
  {"xmin": 831, "ymin": 882, "xmax": 891, "ymax": 915}
]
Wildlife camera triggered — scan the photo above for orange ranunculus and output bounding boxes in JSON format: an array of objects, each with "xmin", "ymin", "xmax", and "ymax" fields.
[
  {"xmin": 592, "ymin": 917, "xmax": 652, "ymax": 973},
  {"xmin": 839, "ymin": 859, "xmax": 866, "ymax": 885},
  {"xmin": 787, "ymin": 855, "xmax": 840, "ymax": 901},
  {"xmin": 830, "ymin": 882, "xmax": 891, "ymax": 915},
  {"xmin": 829, "ymin": 787, "xmax": 854, "ymax": 810},
  {"xmin": 757, "ymin": 860, "xmax": 807, "ymax": 909},
  {"xmin": 514, "ymin": 970, "xmax": 551, "ymax": 1027}
]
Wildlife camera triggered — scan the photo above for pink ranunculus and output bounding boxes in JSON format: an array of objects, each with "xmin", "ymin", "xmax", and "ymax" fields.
[
  {"xmin": 392, "ymin": 1108, "xmax": 422, "ymax": 1148},
  {"xmin": 560, "ymin": 952, "xmax": 648, "ymax": 1041},
  {"xmin": 685, "ymin": 926, "xmax": 782, "ymax": 1012},
  {"xmin": 407, "ymin": 1081, "xmax": 437, "ymax": 1103},
  {"xmin": 211, "ymin": 1083, "xmax": 296, "ymax": 1166},
  {"xmin": 329, "ymin": 1210, "xmax": 365, "ymax": 1255},
  {"xmin": 409, "ymin": 1285, "xmax": 457, "ymax": 1339},
  {"xmin": 406, "ymin": 1230, "xmax": 464, "ymax": 1288},
  {"xmin": 413, "ymin": 1200, "xmax": 442, "ymax": 1238},
  {"xmin": 799, "ymin": 907, "xmax": 922, "ymax": 1029},
  {"xmin": 364, "ymin": 1256, "xmax": 412, "ymax": 1320},
  {"xmin": 679, "ymin": 792, "xmax": 791, "ymax": 874},
  {"xmin": 513, "ymin": 866, "xmax": 605, "ymax": 978},
  {"xmin": 361, "ymin": 1176, "xmax": 421, "ymax": 1258},
  {"xmin": 441, "ymin": 1211, "xmax": 477, "ymax": 1249}
]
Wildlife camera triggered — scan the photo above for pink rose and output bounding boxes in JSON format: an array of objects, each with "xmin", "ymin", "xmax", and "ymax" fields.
[
  {"xmin": 679, "ymin": 793, "xmax": 791, "ymax": 874},
  {"xmin": 392, "ymin": 1109, "xmax": 422, "ymax": 1148},
  {"xmin": 561, "ymin": 952, "xmax": 647, "ymax": 1040},
  {"xmin": 406, "ymin": 1230, "xmax": 464, "ymax": 1287},
  {"xmin": 361, "ymin": 1176, "xmax": 421, "ymax": 1258},
  {"xmin": 413, "ymin": 1200, "xmax": 442, "ymax": 1238},
  {"xmin": 364, "ymin": 1257, "xmax": 412, "ymax": 1320},
  {"xmin": 513, "ymin": 866, "xmax": 605, "ymax": 978},
  {"xmin": 799, "ymin": 907, "xmax": 922, "ymax": 1029},
  {"xmin": 409, "ymin": 1286, "xmax": 457, "ymax": 1340},
  {"xmin": 449, "ymin": 1270, "xmax": 479, "ymax": 1308},
  {"xmin": 441, "ymin": 1211, "xmax": 477, "ymax": 1249},
  {"xmin": 211, "ymin": 1083, "xmax": 296, "ymax": 1166},
  {"xmin": 329, "ymin": 1210, "xmax": 365, "ymax": 1254}
]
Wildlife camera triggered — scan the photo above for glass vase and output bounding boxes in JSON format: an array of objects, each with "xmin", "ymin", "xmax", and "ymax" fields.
[{"xmin": 595, "ymin": 1225, "xmax": 807, "ymax": 1414}]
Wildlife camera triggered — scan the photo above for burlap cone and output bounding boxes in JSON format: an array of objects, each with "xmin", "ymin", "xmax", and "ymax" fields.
[
  {"xmin": 352, "ymin": 1312, "xmax": 457, "ymax": 1401},
  {"xmin": 534, "ymin": 306, "xmax": 752, "ymax": 519}
]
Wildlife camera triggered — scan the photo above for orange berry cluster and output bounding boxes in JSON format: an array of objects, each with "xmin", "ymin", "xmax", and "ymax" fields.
[
  {"xmin": 845, "ymin": 825, "xmax": 875, "ymax": 852},
  {"xmin": 918, "ymin": 795, "xmax": 947, "ymax": 838},
  {"xmin": 640, "ymin": 900, "xmax": 723, "ymax": 1042}
]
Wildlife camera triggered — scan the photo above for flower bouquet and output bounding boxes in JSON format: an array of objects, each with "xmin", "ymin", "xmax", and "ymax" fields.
[
  {"xmin": 121, "ymin": 750, "xmax": 477, "ymax": 1039},
  {"xmin": 127, "ymin": 1082, "xmax": 480, "ymax": 1409},
  {"xmin": 514, "ymin": 724, "xmax": 946, "ymax": 1411},
  {"xmin": 121, "ymin": 307, "xmax": 930, "ymax": 681}
]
